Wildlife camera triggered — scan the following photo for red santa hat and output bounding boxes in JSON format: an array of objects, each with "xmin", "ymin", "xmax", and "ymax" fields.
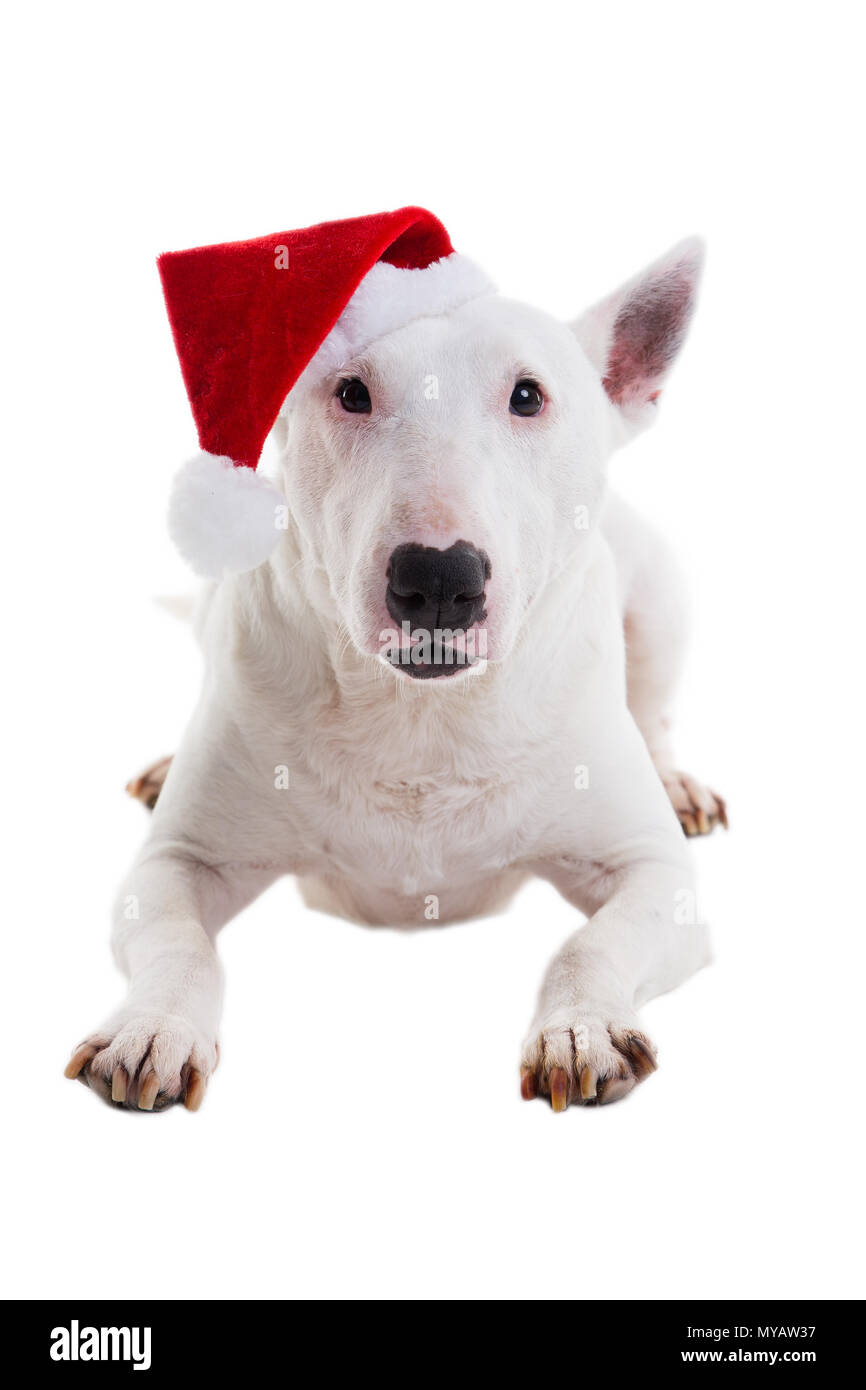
[{"xmin": 158, "ymin": 206, "xmax": 493, "ymax": 578}]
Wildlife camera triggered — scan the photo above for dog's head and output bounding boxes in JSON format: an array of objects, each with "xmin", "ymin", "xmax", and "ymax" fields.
[{"xmin": 277, "ymin": 239, "xmax": 703, "ymax": 682}]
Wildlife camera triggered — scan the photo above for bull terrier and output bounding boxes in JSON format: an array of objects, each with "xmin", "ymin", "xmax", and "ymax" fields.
[{"xmin": 66, "ymin": 221, "xmax": 725, "ymax": 1113}]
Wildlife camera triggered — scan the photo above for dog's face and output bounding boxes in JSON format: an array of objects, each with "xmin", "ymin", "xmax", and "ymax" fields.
[{"xmin": 279, "ymin": 239, "xmax": 702, "ymax": 682}]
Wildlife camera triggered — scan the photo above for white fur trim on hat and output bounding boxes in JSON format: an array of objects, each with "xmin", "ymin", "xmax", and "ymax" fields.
[
  {"xmin": 308, "ymin": 253, "xmax": 494, "ymax": 376},
  {"xmin": 168, "ymin": 452, "xmax": 285, "ymax": 580}
]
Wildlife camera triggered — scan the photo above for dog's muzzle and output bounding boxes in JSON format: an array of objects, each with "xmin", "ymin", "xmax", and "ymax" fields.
[{"xmin": 384, "ymin": 540, "xmax": 490, "ymax": 678}]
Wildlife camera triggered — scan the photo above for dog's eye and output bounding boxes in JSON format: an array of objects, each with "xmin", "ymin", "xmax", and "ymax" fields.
[
  {"xmin": 509, "ymin": 379, "xmax": 545, "ymax": 416},
  {"xmin": 338, "ymin": 378, "xmax": 372, "ymax": 413}
]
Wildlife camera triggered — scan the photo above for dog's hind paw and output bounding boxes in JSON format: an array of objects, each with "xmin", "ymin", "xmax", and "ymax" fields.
[
  {"xmin": 658, "ymin": 768, "xmax": 728, "ymax": 837},
  {"xmin": 64, "ymin": 1012, "xmax": 217, "ymax": 1113},
  {"xmin": 520, "ymin": 1013, "xmax": 657, "ymax": 1112},
  {"xmin": 126, "ymin": 755, "xmax": 173, "ymax": 810}
]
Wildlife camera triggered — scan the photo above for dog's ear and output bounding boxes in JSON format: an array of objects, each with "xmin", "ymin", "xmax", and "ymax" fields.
[{"xmin": 572, "ymin": 237, "xmax": 704, "ymax": 437}]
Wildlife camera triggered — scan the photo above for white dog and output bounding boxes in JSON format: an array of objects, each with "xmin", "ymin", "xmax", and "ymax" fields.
[{"xmin": 66, "ymin": 224, "xmax": 725, "ymax": 1113}]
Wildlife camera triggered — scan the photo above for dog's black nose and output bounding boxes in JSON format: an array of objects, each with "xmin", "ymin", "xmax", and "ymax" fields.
[{"xmin": 386, "ymin": 541, "xmax": 490, "ymax": 631}]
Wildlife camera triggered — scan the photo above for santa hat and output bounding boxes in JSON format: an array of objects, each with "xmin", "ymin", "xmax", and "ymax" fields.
[{"xmin": 158, "ymin": 206, "xmax": 493, "ymax": 578}]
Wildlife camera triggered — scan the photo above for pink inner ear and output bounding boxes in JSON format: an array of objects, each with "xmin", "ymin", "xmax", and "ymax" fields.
[{"xmin": 602, "ymin": 266, "xmax": 696, "ymax": 410}]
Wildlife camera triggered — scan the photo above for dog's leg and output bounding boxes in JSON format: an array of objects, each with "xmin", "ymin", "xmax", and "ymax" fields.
[
  {"xmin": 521, "ymin": 848, "xmax": 709, "ymax": 1110},
  {"xmin": 625, "ymin": 608, "xmax": 727, "ymax": 836},
  {"xmin": 65, "ymin": 851, "xmax": 275, "ymax": 1111},
  {"xmin": 609, "ymin": 501, "xmax": 727, "ymax": 836}
]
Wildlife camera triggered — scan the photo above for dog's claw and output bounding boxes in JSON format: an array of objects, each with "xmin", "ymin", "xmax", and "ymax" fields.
[
  {"xmin": 626, "ymin": 1035, "xmax": 657, "ymax": 1079},
  {"xmin": 138, "ymin": 1074, "xmax": 160, "ymax": 1111},
  {"xmin": 111, "ymin": 1067, "xmax": 128, "ymax": 1103},
  {"xmin": 579, "ymin": 1066, "xmax": 597, "ymax": 1101},
  {"xmin": 184, "ymin": 1068, "xmax": 206, "ymax": 1111},
  {"xmin": 549, "ymin": 1067, "xmax": 568, "ymax": 1112},
  {"xmin": 520, "ymin": 1066, "xmax": 538, "ymax": 1100},
  {"xmin": 64, "ymin": 1044, "xmax": 98, "ymax": 1080}
]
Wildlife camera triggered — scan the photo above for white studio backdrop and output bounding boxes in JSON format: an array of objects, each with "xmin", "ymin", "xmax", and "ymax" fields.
[{"xmin": 2, "ymin": 1, "xmax": 863, "ymax": 1299}]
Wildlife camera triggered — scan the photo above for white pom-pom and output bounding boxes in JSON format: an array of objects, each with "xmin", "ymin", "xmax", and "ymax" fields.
[{"xmin": 168, "ymin": 453, "xmax": 285, "ymax": 579}]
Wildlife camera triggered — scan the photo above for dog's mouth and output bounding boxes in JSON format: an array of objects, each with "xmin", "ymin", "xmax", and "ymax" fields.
[
  {"xmin": 387, "ymin": 646, "xmax": 481, "ymax": 680},
  {"xmin": 381, "ymin": 630, "xmax": 487, "ymax": 680}
]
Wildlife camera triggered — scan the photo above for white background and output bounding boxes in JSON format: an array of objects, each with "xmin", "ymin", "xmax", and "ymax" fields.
[{"xmin": 3, "ymin": 1, "xmax": 864, "ymax": 1300}]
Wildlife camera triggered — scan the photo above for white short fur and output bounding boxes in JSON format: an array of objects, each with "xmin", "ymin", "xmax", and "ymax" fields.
[{"xmin": 69, "ymin": 238, "xmax": 719, "ymax": 1112}]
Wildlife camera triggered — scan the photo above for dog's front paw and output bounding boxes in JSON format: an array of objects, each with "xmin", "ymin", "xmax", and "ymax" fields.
[
  {"xmin": 64, "ymin": 1011, "xmax": 218, "ymax": 1112},
  {"xmin": 520, "ymin": 1011, "xmax": 657, "ymax": 1112}
]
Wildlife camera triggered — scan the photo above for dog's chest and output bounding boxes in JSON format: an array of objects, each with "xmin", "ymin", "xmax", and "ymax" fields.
[
  {"xmin": 280, "ymin": 696, "xmax": 537, "ymax": 889},
  {"xmin": 334, "ymin": 767, "xmax": 523, "ymax": 889},
  {"xmin": 370, "ymin": 774, "xmax": 483, "ymax": 818}
]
